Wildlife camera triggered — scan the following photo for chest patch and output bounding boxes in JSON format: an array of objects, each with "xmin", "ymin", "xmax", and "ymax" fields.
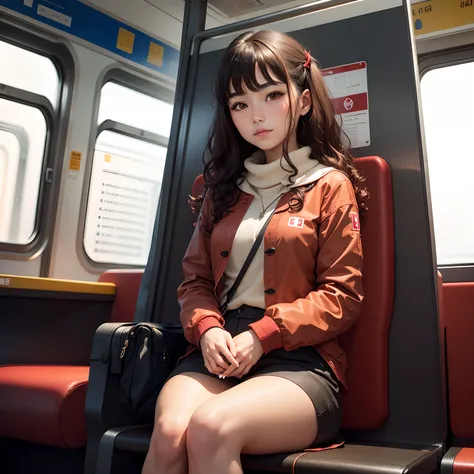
[{"xmin": 288, "ymin": 217, "xmax": 305, "ymax": 229}]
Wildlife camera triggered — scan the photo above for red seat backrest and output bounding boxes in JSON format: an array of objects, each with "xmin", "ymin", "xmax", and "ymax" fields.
[
  {"xmin": 443, "ymin": 281, "xmax": 474, "ymax": 439},
  {"xmin": 190, "ymin": 156, "xmax": 394, "ymax": 431},
  {"xmin": 339, "ymin": 156, "xmax": 394, "ymax": 430},
  {"xmin": 98, "ymin": 269, "xmax": 144, "ymax": 323}
]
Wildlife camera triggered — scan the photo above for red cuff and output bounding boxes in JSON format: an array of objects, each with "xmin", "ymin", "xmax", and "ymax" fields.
[
  {"xmin": 193, "ymin": 316, "xmax": 224, "ymax": 345},
  {"xmin": 248, "ymin": 315, "xmax": 282, "ymax": 353}
]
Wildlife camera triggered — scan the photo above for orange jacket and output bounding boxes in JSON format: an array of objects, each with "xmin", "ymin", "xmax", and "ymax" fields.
[{"xmin": 177, "ymin": 170, "xmax": 363, "ymax": 387}]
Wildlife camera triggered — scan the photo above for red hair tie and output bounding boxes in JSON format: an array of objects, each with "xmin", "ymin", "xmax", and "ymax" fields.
[{"xmin": 303, "ymin": 50, "xmax": 311, "ymax": 69}]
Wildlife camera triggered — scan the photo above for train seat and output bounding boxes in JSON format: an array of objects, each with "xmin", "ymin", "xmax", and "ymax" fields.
[
  {"xmin": 91, "ymin": 157, "xmax": 445, "ymax": 474},
  {"xmin": 0, "ymin": 365, "xmax": 90, "ymax": 448},
  {"xmin": 0, "ymin": 270, "xmax": 143, "ymax": 449},
  {"xmin": 440, "ymin": 282, "xmax": 474, "ymax": 474}
]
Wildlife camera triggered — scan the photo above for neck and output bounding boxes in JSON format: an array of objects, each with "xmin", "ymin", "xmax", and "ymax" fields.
[
  {"xmin": 244, "ymin": 145, "xmax": 316, "ymax": 192},
  {"xmin": 263, "ymin": 133, "xmax": 299, "ymax": 163}
]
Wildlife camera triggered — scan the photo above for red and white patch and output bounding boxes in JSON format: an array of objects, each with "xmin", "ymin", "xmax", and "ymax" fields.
[
  {"xmin": 288, "ymin": 217, "xmax": 304, "ymax": 229},
  {"xmin": 350, "ymin": 213, "xmax": 360, "ymax": 231}
]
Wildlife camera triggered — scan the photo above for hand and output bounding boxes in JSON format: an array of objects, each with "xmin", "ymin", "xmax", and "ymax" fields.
[
  {"xmin": 200, "ymin": 327, "xmax": 239, "ymax": 376},
  {"xmin": 222, "ymin": 330, "xmax": 264, "ymax": 379}
]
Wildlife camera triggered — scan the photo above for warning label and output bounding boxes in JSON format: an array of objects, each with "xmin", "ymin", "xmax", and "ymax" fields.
[
  {"xmin": 69, "ymin": 150, "xmax": 82, "ymax": 171},
  {"xmin": 321, "ymin": 61, "xmax": 370, "ymax": 149}
]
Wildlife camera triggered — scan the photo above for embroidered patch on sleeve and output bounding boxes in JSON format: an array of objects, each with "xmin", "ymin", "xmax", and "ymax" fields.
[
  {"xmin": 350, "ymin": 213, "xmax": 360, "ymax": 231},
  {"xmin": 288, "ymin": 217, "xmax": 304, "ymax": 229}
]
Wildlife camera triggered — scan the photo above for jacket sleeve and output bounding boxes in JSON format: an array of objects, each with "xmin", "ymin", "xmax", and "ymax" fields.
[
  {"xmin": 177, "ymin": 193, "xmax": 225, "ymax": 346},
  {"xmin": 249, "ymin": 178, "xmax": 364, "ymax": 353}
]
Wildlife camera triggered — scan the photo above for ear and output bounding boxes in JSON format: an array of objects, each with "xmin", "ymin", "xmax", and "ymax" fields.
[{"xmin": 299, "ymin": 89, "xmax": 312, "ymax": 117}]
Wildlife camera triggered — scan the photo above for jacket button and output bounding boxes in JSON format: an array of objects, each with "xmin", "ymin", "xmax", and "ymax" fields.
[
  {"xmin": 264, "ymin": 247, "xmax": 276, "ymax": 255},
  {"xmin": 220, "ymin": 250, "xmax": 229, "ymax": 257},
  {"xmin": 264, "ymin": 288, "xmax": 276, "ymax": 294}
]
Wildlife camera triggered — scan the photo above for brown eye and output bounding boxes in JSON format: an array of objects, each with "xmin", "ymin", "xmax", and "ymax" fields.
[
  {"xmin": 230, "ymin": 102, "xmax": 246, "ymax": 111},
  {"xmin": 267, "ymin": 92, "xmax": 284, "ymax": 101}
]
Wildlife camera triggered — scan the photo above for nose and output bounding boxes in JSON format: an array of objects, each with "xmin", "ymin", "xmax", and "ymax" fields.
[{"xmin": 251, "ymin": 102, "xmax": 264, "ymax": 124}]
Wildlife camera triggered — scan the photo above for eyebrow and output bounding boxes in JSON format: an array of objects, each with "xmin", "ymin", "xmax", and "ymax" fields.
[{"xmin": 228, "ymin": 81, "xmax": 284, "ymax": 99}]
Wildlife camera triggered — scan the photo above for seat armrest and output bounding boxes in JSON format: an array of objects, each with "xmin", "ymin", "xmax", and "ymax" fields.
[
  {"xmin": 441, "ymin": 447, "xmax": 462, "ymax": 474},
  {"xmin": 244, "ymin": 444, "xmax": 442, "ymax": 474},
  {"xmin": 441, "ymin": 447, "xmax": 474, "ymax": 474}
]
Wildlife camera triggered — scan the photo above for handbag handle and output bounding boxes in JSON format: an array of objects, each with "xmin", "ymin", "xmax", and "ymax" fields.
[{"xmin": 220, "ymin": 208, "xmax": 276, "ymax": 315}]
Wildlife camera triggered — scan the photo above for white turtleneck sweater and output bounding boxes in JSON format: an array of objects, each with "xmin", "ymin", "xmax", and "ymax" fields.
[{"xmin": 221, "ymin": 146, "xmax": 334, "ymax": 311}]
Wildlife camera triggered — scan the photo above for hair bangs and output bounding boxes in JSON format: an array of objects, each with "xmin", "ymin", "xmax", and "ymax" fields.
[{"xmin": 222, "ymin": 42, "xmax": 287, "ymax": 103}]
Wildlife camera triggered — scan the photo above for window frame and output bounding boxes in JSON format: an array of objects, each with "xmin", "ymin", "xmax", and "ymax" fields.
[
  {"xmin": 0, "ymin": 85, "xmax": 53, "ymax": 250},
  {"xmin": 419, "ymin": 45, "xmax": 474, "ymax": 282},
  {"xmin": 0, "ymin": 19, "xmax": 74, "ymax": 275},
  {"xmin": 78, "ymin": 69, "xmax": 174, "ymax": 271}
]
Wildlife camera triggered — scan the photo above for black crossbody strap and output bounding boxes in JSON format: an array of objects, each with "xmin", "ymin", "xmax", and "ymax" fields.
[{"xmin": 220, "ymin": 209, "xmax": 276, "ymax": 315}]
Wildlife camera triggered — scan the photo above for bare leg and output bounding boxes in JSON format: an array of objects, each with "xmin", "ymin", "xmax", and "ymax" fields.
[
  {"xmin": 186, "ymin": 376, "xmax": 318, "ymax": 474},
  {"xmin": 142, "ymin": 372, "xmax": 231, "ymax": 474}
]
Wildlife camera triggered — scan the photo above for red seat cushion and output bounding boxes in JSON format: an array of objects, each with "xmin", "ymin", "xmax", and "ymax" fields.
[
  {"xmin": 444, "ymin": 282, "xmax": 474, "ymax": 438},
  {"xmin": 453, "ymin": 448, "xmax": 474, "ymax": 473},
  {"xmin": 0, "ymin": 365, "xmax": 89, "ymax": 448},
  {"xmin": 99, "ymin": 269, "xmax": 144, "ymax": 323},
  {"xmin": 191, "ymin": 156, "xmax": 395, "ymax": 431}
]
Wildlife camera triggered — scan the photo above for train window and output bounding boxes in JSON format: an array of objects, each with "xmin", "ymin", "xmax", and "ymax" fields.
[
  {"xmin": 84, "ymin": 79, "xmax": 172, "ymax": 266},
  {"xmin": 84, "ymin": 131, "xmax": 166, "ymax": 265},
  {"xmin": 0, "ymin": 40, "xmax": 60, "ymax": 108},
  {"xmin": 0, "ymin": 100, "xmax": 47, "ymax": 244},
  {"xmin": 421, "ymin": 61, "xmax": 474, "ymax": 266},
  {"xmin": 97, "ymin": 82, "xmax": 174, "ymax": 137}
]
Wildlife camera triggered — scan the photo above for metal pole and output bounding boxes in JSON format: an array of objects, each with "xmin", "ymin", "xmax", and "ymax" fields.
[{"xmin": 194, "ymin": 0, "xmax": 359, "ymax": 44}]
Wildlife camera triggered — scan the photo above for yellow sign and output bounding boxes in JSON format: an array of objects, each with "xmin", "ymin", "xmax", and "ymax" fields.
[
  {"xmin": 104, "ymin": 154, "xmax": 112, "ymax": 163},
  {"xmin": 147, "ymin": 42, "xmax": 164, "ymax": 67},
  {"xmin": 117, "ymin": 27, "xmax": 135, "ymax": 54},
  {"xmin": 413, "ymin": 0, "xmax": 474, "ymax": 36},
  {"xmin": 69, "ymin": 150, "xmax": 82, "ymax": 171}
]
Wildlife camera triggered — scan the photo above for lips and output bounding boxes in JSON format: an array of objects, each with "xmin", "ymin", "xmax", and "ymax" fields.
[{"xmin": 254, "ymin": 129, "xmax": 272, "ymax": 136}]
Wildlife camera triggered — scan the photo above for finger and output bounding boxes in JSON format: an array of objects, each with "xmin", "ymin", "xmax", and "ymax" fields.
[
  {"xmin": 219, "ymin": 343, "xmax": 239, "ymax": 368},
  {"xmin": 213, "ymin": 353, "xmax": 230, "ymax": 370},
  {"xmin": 221, "ymin": 365, "xmax": 237, "ymax": 378},
  {"xmin": 221, "ymin": 356, "xmax": 241, "ymax": 378},
  {"xmin": 204, "ymin": 356, "xmax": 224, "ymax": 375},
  {"xmin": 226, "ymin": 361, "xmax": 248, "ymax": 379},
  {"xmin": 210, "ymin": 352, "xmax": 231, "ymax": 374},
  {"xmin": 226, "ymin": 334, "xmax": 238, "ymax": 358},
  {"xmin": 221, "ymin": 355, "xmax": 241, "ymax": 378},
  {"xmin": 205, "ymin": 354, "xmax": 220, "ymax": 374}
]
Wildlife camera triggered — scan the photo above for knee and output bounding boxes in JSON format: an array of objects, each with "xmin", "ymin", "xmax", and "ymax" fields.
[
  {"xmin": 149, "ymin": 415, "xmax": 188, "ymax": 462},
  {"xmin": 187, "ymin": 404, "xmax": 237, "ymax": 457}
]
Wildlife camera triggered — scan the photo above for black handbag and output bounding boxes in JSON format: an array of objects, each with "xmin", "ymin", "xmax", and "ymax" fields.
[
  {"xmin": 118, "ymin": 322, "xmax": 188, "ymax": 418},
  {"xmin": 118, "ymin": 208, "xmax": 276, "ymax": 418}
]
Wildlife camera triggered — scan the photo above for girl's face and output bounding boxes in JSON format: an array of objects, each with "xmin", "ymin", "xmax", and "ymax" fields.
[{"xmin": 228, "ymin": 65, "xmax": 311, "ymax": 162}]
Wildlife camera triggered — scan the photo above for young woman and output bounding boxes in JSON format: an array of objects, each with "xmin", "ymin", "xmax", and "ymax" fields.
[{"xmin": 142, "ymin": 30, "xmax": 366, "ymax": 474}]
